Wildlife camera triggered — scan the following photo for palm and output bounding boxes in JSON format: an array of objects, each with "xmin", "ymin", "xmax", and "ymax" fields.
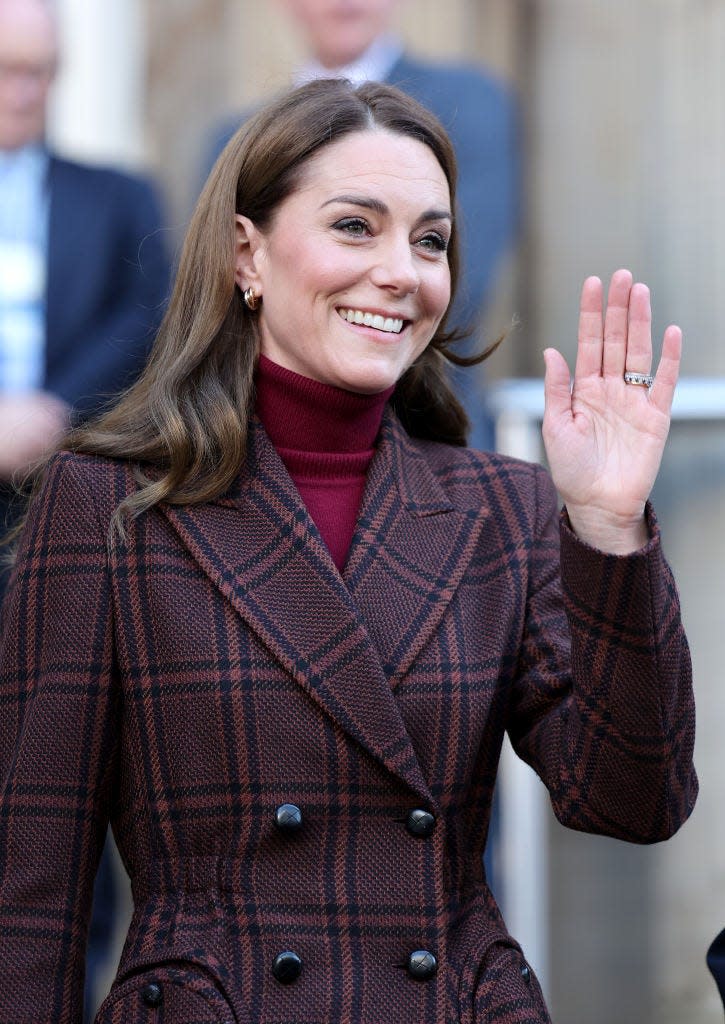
[{"xmin": 542, "ymin": 270, "xmax": 681, "ymax": 539}]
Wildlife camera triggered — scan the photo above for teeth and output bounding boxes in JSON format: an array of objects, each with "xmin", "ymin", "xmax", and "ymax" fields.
[{"xmin": 339, "ymin": 309, "xmax": 404, "ymax": 334}]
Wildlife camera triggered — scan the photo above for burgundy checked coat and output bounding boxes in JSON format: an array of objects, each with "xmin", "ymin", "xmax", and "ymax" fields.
[{"xmin": 0, "ymin": 410, "xmax": 697, "ymax": 1024}]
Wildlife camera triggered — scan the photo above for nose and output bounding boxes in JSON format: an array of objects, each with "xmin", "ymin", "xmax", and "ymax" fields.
[{"xmin": 369, "ymin": 234, "xmax": 420, "ymax": 296}]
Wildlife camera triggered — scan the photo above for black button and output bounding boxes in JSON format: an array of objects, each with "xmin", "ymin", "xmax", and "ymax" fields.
[
  {"xmin": 521, "ymin": 963, "xmax": 531, "ymax": 984},
  {"xmin": 141, "ymin": 982, "xmax": 163, "ymax": 1008},
  {"xmin": 406, "ymin": 809, "xmax": 436, "ymax": 837},
  {"xmin": 407, "ymin": 949, "xmax": 438, "ymax": 981},
  {"xmin": 272, "ymin": 950, "xmax": 303, "ymax": 984},
  {"xmin": 274, "ymin": 803, "xmax": 303, "ymax": 832}
]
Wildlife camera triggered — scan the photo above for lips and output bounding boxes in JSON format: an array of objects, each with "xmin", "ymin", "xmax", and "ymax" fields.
[{"xmin": 337, "ymin": 307, "xmax": 406, "ymax": 334}]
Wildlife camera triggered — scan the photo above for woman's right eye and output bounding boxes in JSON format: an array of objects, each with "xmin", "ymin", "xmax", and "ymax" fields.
[{"xmin": 332, "ymin": 217, "xmax": 370, "ymax": 237}]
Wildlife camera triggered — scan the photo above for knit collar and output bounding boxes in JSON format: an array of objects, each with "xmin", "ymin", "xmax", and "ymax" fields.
[{"xmin": 254, "ymin": 355, "xmax": 393, "ymax": 454}]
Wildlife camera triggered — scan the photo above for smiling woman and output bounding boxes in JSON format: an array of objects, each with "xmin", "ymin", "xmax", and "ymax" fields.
[{"xmin": 0, "ymin": 78, "xmax": 697, "ymax": 1024}]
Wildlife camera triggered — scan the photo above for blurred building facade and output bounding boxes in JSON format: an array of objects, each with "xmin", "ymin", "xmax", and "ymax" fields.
[{"xmin": 48, "ymin": 2, "xmax": 723, "ymax": 1022}]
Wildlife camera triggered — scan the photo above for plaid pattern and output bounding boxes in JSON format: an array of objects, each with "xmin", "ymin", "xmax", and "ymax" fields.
[{"xmin": 0, "ymin": 409, "xmax": 697, "ymax": 1024}]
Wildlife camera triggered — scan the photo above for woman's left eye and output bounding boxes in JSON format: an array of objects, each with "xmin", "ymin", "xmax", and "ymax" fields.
[
  {"xmin": 333, "ymin": 217, "xmax": 370, "ymax": 236},
  {"xmin": 417, "ymin": 232, "xmax": 448, "ymax": 253}
]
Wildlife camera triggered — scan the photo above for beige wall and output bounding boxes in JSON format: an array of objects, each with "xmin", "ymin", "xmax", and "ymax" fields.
[{"xmin": 528, "ymin": 0, "xmax": 725, "ymax": 380}]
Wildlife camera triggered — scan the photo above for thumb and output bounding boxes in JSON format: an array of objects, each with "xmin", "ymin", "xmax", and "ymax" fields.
[{"xmin": 543, "ymin": 348, "xmax": 572, "ymax": 424}]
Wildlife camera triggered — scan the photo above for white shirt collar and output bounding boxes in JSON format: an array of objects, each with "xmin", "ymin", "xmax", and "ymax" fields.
[{"xmin": 293, "ymin": 34, "xmax": 404, "ymax": 88}]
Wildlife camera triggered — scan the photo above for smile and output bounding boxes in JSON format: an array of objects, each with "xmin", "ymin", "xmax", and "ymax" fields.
[{"xmin": 337, "ymin": 308, "xmax": 406, "ymax": 334}]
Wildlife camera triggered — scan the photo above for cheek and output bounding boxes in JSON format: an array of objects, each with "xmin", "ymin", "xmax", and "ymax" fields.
[
  {"xmin": 264, "ymin": 237, "xmax": 350, "ymax": 299},
  {"xmin": 423, "ymin": 269, "xmax": 452, "ymax": 320}
]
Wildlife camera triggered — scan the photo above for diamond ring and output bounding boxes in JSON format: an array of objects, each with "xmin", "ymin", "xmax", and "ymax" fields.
[{"xmin": 623, "ymin": 371, "xmax": 654, "ymax": 388}]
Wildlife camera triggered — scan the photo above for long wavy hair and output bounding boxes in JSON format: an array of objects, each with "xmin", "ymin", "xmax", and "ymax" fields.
[{"xmin": 18, "ymin": 79, "xmax": 500, "ymax": 539}]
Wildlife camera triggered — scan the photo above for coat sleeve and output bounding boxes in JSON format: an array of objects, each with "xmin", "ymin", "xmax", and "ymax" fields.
[
  {"xmin": 0, "ymin": 454, "xmax": 117, "ymax": 1024},
  {"xmin": 506, "ymin": 464, "xmax": 698, "ymax": 843}
]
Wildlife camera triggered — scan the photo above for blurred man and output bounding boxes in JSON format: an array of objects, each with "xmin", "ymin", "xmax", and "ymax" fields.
[
  {"xmin": 211, "ymin": 0, "xmax": 519, "ymax": 449},
  {"xmin": 0, "ymin": 0, "xmax": 168, "ymax": 558},
  {"xmin": 0, "ymin": 1, "xmax": 169, "ymax": 1017}
]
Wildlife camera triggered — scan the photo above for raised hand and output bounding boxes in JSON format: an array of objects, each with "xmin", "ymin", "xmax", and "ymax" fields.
[{"xmin": 542, "ymin": 269, "xmax": 681, "ymax": 554}]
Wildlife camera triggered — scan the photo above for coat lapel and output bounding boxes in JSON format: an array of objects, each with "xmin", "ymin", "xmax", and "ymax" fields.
[
  {"xmin": 161, "ymin": 418, "xmax": 432, "ymax": 803},
  {"xmin": 344, "ymin": 411, "xmax": 491, "ymax": 682},
  {"xmin": 162, "ymin": 413, "xmax": 489, "ymax": 802}
]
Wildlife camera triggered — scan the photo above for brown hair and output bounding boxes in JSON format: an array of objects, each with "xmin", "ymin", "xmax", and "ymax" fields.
[{"xmin": 22, "ymin": 79, "xmax": 499, "ymax": 537}]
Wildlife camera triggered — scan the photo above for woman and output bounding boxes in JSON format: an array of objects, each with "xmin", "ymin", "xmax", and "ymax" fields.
[{"xmin": 0, "ymin": 79, "xmax": 696, "ymax": 1024}]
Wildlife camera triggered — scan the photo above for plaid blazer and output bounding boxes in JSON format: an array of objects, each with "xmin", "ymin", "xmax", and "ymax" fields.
[{"xmin": 0, "ymin": 410, "xmax": 697, "ymax": 1024}]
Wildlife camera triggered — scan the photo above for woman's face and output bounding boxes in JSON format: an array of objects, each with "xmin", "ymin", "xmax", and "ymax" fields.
[{"xmin": 235, "ymin": 128, "xmax": 452, "ymax": 395}]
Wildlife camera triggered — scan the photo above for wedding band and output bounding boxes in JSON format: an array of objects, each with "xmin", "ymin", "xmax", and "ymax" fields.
[{"xmin": 623, "ymin": 371, "xmax": 654, "ymax": 388}]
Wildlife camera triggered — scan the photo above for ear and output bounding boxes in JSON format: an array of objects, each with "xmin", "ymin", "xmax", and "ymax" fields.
[{"xmin": 234, "ymin": 214, "xmax": 266, "ymax": 295}]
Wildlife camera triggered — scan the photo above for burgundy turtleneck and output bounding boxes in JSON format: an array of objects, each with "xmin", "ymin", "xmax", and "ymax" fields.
[{"xmin": 254, "ymin": 355, "xmax": 393, "ymax": 571}]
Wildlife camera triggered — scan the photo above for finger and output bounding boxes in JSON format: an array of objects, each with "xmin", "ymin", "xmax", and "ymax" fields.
[
  {"xmin": 602, "ymin": 268, "xmax": 634, "ymax": 377},
  {"xmin": 649, "ymin": 325, "xmax": 682, "ymax": 413},
  {"xmin": 574, "ymin": 276, "xmax": 604, "ymax": 380},
  {"xmin": 543, "ymin": 347, "xmax": 573, "ymax": 425},
  {"xmin": 624, "ymin": 282, "xmax": 653, "ymax": 375}
]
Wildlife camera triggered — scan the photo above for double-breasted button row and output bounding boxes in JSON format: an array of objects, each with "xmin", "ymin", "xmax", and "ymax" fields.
[
  {"xmin": 271, "ymin": 804, "xmax": 436, "ymax": 989},
  {"xmin": 276, "ymin": 803, "xmax": 436, "ymax": 838},
  {"xmin": 405, "ymin": 808, "xmax": 436, "ymax": 837},
  {"xmin": 272, "ymin": 949, "xmax": 437, "ymax": 985}
]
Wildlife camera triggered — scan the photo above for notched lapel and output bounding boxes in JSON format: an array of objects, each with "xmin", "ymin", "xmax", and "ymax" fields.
[
  {"xmin": 161, "ymin": 420, "xmax": 433, "ymax": 805},
  {"xmin": 344, "ymin": 412, "xmax": 491, "ymax": 681}
]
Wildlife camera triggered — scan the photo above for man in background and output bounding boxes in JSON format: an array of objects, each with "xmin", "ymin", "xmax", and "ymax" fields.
[
  {"xmin": 0, "ymin": 1, "xmax": 169, "ymax": 1016},
  {"xmin": 211, "ymin": 0, "xmax": 519, "ymax": 449},
  {"xmin": 0, "ymin": 0, "xmax": 168, "ymax": 565}
]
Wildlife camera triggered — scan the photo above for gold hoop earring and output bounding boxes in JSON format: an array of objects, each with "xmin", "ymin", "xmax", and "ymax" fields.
[{"xmin": 243, "ymin": 287, "xmax": 259, "ymax": 311}]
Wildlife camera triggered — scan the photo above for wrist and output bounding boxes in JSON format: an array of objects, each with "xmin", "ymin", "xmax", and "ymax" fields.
[{"xmin": 564, "ymin": 503, "xmax": 649, "ymax": 555}]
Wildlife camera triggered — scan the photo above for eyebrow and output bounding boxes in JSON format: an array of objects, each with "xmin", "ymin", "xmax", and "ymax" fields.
[{"xmin": 321, "ymin": 194, "xmax": 452, "ymax": 225}]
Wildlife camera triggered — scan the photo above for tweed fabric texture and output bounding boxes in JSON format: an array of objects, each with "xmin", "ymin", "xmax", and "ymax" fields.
[{"xmin": 0, "ymin": 410, "xmax": 697, "ymax": 1023}]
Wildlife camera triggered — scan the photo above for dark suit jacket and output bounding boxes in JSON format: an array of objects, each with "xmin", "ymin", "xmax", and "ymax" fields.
[
  {"xmin": 44, "ymin": 156, "xmax": 168, "ymax": 416},
  {"xmin": 0, "ymin": 411, "xmax": 697, "ymax": 1023}
]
